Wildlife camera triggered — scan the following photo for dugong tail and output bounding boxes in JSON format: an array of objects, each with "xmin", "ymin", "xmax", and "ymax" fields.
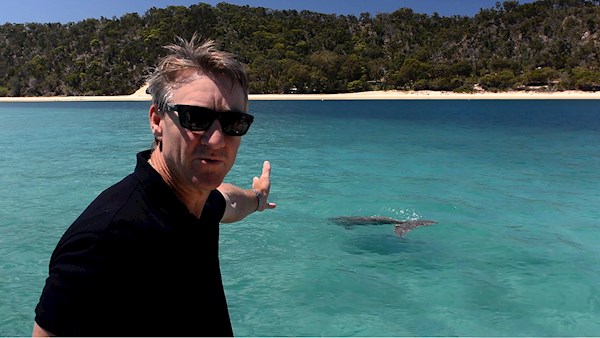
[{"xmin": 392, "ymin": 219, "xmax": 436, "ymax": 237}]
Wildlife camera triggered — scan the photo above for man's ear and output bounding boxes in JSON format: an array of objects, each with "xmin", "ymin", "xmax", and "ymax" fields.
[{"xmin": 149, "ymin": 104, "xmax": 163, "ymax": 141}]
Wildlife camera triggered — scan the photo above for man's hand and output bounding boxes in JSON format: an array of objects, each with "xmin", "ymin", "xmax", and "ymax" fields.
[
  {"xmin": 218, "ymin": 161, "xmax": 276, "ymax": 222},
  {"xmin": 252, "ymin": 161, "xmax": 276, "ymax": 212}
]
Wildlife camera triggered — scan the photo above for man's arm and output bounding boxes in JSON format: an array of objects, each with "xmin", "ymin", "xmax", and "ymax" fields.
[
  {"xmin": 32, "ymin": 321, "xmax": 53, "ymax": 337},
  {"xmin": 217, "ymin": 161, "xmax": 276, "ymax": 223}
]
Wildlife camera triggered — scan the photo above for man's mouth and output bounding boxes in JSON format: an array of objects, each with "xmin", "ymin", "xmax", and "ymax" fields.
[{"xmin": 197, "ymin": 157, "xmax": 224, "ymax": 165}]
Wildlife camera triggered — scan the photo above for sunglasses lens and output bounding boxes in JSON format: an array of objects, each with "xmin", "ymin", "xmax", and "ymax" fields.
[
  {"xmin": 220, "ymin": 113, "xmax": 254, "ymax": 136},
  {"xmin": 179, "ymin": 109, "xmax": 215, "ymax": 131},
  {"xmin": 171, "ymin": 105, "xmax": 253, "ymax": 136}
]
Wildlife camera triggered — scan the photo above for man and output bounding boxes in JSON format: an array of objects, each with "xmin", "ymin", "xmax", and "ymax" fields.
[{"xmin": 32, "ymin": 35, "xmax": 275, "ymax": 336}]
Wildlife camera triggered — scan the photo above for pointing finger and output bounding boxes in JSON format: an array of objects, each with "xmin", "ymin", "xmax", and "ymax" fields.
[{"xmin": 261, "ymin": 161, "xmax": 271, "ymax": 180}]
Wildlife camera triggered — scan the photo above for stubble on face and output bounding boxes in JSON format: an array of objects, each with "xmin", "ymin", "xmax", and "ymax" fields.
[{"xmin": 161, "ymin": 71, "xmax": 246, "ymax": 195}]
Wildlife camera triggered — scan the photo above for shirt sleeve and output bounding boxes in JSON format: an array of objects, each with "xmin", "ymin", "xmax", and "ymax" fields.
[
  {"xmin": 204, "ymin": 189, "xmax": 226, "ymax": 222},
  {"xmin": 34, "ymin": 231, "xmax": 103, "ymax": 335}
]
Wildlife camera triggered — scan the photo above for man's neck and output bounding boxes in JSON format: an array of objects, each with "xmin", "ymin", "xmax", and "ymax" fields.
[{"xmin": 148, "ymin": 150, "xmax": 208, "ymax": 218}]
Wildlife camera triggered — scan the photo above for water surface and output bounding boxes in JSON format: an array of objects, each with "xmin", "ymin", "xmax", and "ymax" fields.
[{"xmin": 1, "ymin": 100, "xmax": 599, "ymax": 336}]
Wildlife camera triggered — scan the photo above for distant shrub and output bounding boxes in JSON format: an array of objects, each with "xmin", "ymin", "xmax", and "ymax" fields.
[
  {"xmin": 479, "ymin": 70, "xmax": 517, "ymax": 90},
  {"xmin": 452, "ymin": 84, "xmax": 476, "ymax": 93},
  {"xmin": 347, "ymin": 80, "xmax": 368, "ymax": 92}
]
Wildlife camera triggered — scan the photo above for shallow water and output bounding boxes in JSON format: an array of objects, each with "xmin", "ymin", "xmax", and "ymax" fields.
[{"xmin": 1, "ymin": 100, "xmax": 599, "ymax": 336}]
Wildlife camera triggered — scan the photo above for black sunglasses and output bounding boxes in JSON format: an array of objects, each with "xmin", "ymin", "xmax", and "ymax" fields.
[{"xmin": 165, "ymin": 104, "xmax": 254, "ymax": 136}]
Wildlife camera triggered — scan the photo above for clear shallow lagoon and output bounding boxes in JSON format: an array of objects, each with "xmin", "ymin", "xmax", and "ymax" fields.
[{"xmin": 1, "ymin": 100, "xmax": 599, "ymax": 336}]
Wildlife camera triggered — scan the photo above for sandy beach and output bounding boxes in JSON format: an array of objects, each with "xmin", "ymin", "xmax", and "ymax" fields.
[
  {"xmin": 249, "ymin": 90, "xmax": 600, "ymax": 100},
  {"xmin": 0, "ymin": 85, "xmax": 599, "ymax": 102}
]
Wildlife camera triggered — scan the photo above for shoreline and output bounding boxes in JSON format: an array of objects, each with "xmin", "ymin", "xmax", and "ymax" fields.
[
  {"xmin": 250, "ymin": 90, "xmax": 600, "ymax": 100},
  {"xmin": 0, "ymin": 89, "xmax": 599, "ymax": 102}
]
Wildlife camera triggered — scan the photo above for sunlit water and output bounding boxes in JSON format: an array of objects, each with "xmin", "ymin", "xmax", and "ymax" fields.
[{"xmin": 1, "ymin": 100, "xmax": 599, "ymax": 336}]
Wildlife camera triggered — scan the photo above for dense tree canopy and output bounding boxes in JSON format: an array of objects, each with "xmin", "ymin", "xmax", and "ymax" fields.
[{"xmin": 0, "ymin": 0, "xmax": 599, "ymax": 96}]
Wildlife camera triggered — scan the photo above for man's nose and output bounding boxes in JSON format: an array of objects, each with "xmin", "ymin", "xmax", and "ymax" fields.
[{"xmin": 201, "ymin": 119, "xmax": 226, "ymax": 148}]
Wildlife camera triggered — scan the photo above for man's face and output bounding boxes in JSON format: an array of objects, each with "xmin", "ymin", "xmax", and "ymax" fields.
[{"xmin": 157, "ymin": 72, "xmax": 247, "ymax": 193}]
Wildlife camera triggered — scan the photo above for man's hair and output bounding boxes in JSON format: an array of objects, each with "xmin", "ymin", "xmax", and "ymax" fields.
[{"xmin": 146, "ymin": 34, "xmax": 248, "ymax": 111}]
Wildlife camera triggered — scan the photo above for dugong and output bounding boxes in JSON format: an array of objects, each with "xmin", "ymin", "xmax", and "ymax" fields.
[{"xmin": 329, "ymin": 216, "xmax": 437, "ymax": 237}]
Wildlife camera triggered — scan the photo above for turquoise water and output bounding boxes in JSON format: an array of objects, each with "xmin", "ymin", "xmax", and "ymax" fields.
[{"xmin": 1, "ymin": 100, "xmax": 599, "ymax": 336}]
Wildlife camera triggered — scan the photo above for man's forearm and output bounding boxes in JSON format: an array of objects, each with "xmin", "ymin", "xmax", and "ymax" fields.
[{"xmin": 217, "ymin": 183, "xmax": 260, "ymax": 223}]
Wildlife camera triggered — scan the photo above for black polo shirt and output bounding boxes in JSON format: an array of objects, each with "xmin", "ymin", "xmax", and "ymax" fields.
[{"xmin": 35, "ymin": 150, "xmax": 233, "ymax": 337}]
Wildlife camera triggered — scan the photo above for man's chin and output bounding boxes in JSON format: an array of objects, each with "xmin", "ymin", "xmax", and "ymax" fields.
[{"xmin": 191, "ymin": 173, "xmax": 226, "ymax": 190}]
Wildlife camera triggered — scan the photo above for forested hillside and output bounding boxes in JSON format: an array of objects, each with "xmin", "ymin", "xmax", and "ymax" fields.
[{"xmin": 0, "ymin": 0, "xmax": 599, "ymax": 96}]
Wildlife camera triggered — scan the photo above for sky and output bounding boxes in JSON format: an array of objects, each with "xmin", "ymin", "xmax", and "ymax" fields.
[{"xmin": 0, "ymin": 0, "xmax": 536, "ymax": 24}]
